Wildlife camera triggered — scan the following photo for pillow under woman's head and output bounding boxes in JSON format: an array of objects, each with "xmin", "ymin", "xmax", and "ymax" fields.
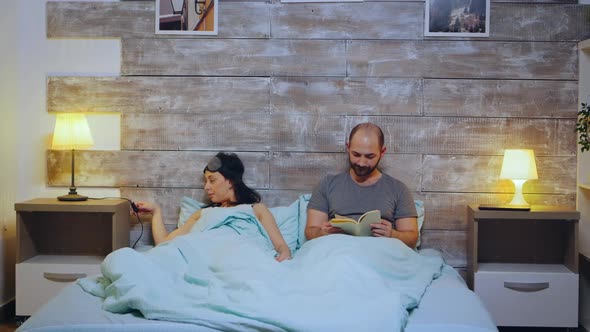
[{"xmin": 177, "ymin": 196, "xmax": 300, "ymax": 253}]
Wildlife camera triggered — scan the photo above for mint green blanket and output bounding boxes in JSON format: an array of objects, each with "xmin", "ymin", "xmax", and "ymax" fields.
[{"xmin": 79, "ymin": 205, "xmax": 443, "ymax": 331}]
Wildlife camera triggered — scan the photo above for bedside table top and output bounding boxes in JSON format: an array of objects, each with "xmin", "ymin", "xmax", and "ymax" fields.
[
  {"xmin": 468, "ymin": 204, "xmax": 579, "ymax": 221},
  {"xmin": 15, "ymin": 198, "xmax": 129, "ymax": 213}
]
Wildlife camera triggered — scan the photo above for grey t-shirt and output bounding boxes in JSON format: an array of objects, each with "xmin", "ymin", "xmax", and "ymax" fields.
[{"xmin": 307, "ymin": 171, "xmax": 417, "ymax": 227}]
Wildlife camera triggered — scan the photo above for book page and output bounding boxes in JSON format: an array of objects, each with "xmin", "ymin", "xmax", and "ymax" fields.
[
  {"xmin": 330, "ymin": 214, "xmax": 357, "ymax": 224},
  {"xmin": 358, "ymin": 210, "xmax": 381, "ymax": 226},
  {"xmin": 329, "ymin": 210, "xmax": 381, "ymax": 236}
]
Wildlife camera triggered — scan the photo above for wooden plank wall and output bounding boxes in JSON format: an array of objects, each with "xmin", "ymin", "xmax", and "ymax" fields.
[{"xmin": 46, "ymin": 0, "xmax": 590, "ymax": 271}]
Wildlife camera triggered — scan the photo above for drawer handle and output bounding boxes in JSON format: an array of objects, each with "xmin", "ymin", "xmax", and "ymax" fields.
[
  {"xmin": 504, "ymin": 281, "xmax": 549, "ymax": 292},
  {"xmin": 43, "ymin": 272, "xmax": 87, "ymax": 282}
]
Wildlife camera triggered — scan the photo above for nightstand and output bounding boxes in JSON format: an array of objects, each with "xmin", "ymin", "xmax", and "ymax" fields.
[
  {"xmin": 14, "ymin": 198, "xmax": 130, "ymax": 317},
  {"xmin": 467, "ymin": 205, "xmax": 579, "ymax": 328}
]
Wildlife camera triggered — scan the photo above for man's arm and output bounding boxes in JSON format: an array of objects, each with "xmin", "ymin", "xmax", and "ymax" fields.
[
  {"xmin": 371, "ymin": 216, "xmax": 418, "ymax": 248},
  {"xmin": 392, "ymin": 217, "xmax": 418, "ymax": 248},
  {"xmin": 304, "ymin": 208, "xmax": 343, "ymax": 240}
]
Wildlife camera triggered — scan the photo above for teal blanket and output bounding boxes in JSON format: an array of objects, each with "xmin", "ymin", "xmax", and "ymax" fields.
[{"xmin": 78, "ymin": 206, "xmax": 444, "ymax": 332}]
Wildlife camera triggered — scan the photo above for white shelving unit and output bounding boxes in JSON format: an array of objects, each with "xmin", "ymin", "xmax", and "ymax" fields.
[{"xmin": 576, "ymin": 38, "xmax": 590, "ymax": 331}]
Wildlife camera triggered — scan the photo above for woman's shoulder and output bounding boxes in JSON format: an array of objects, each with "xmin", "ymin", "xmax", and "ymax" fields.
[{"xmin": 250, "ymin": 202, "xmax": 268, "ymax": 210}]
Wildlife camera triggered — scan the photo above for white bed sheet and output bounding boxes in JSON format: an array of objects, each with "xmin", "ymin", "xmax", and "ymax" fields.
[{"xmin": 16, "ymin": 250, "xmax": 497, "ymax": 332}]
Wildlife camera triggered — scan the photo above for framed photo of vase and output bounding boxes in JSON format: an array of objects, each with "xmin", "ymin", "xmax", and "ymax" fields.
[
  {"xmin": 156, "ymin": 0, "xmax": 218, "ymax": 35},
  {"xmin": 424, "ymin": 0, "xmax": 490, "ymax": 37}
]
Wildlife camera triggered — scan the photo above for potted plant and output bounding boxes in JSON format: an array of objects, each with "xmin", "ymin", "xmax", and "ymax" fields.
[{"xmin": 576, "ymin": 102, "xmax": 590, "ymax": 152}]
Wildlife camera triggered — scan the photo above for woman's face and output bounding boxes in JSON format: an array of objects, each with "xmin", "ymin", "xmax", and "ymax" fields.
[{"xmin": 204, "ymin": 170, "xmax": 234, "ymax": 204}]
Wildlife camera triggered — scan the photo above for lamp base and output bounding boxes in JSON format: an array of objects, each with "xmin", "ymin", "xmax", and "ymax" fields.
[{"xmin": 57, "ymin": 193, "xmax": 88, "ymax": 201}]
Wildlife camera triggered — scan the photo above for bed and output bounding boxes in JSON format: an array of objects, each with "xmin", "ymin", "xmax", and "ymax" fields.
[{"xmin": 16, "ymin": 196, "xmax": 498, "ymax": 332}]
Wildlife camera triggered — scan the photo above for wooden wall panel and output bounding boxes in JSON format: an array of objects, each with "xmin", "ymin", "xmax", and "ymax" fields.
[
  {"xmin": 558, "ymin": 119, "xmax": 578, "ymax": 156},
  {"xmin": 420, "ymin": 231, "xmax": 467, "ymax": 267},
  {"xmin": 121, "ymin": 114, "xmax": 272, "ymax": 151},
  {"xmin": 271, "ymin": 77, "xmax": 422, "ymax": 116},
  {"xmin": 121, "ymin": 38, "xmax": 347, "ymax": 76},
  {"xmin": 424, "ymin": 79, "xmax": 578, "ymax": 118},
  {"xmin": 270, "ymin": 2, "xmax": 423, "ymax": 39},
  {"xmin": 269, "ymin": 152, "xmax": 421, "ymax": 191},
  {"xmin": 120, "ymin": 114, "xmax": 571, "ymax": 155},
  {"xmin": 348, "ymin": 41, "xmax": 578, "ymax": 79},
  {"xmin": 47, "ymin": 1, "xmax": 270, "ymax": 39},
  {"xmin": 369, "ymin": 116, "xmax": 566, "ymax": 155},
  {"xmin": 422, "ymin": 155, "xmax": 576, "ymax": 194},
  {"xmin": 269, "ymin": 114, "xmax": 346, "ymax": 152},
  {"xmin": 49, "ymin": 76, "xmax": 578, "ymax": 119},
  {"xmin": 48, "ymin": 76, "xmax": 270, "ymax": 114},
  {"xmin": 491, "ymin": 4, "xmax": 590, "ymax": 41},
  {"xmin": 47, "ymin": 150, "xmax": 270, "ymax": 188},
  {"xmin": 492, "ymin": 0, "xmax": 576, "ymax": 3}
]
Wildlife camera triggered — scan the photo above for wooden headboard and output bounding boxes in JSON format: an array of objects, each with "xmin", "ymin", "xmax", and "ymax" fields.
[{"xmin": 45, "ymin": 1, "xmax": 584, "ymax": 275}]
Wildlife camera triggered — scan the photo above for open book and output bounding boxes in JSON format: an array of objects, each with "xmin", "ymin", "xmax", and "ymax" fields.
[{"xmin": 329, "ymin": 210, "xmax": 381, "ymax": 237}]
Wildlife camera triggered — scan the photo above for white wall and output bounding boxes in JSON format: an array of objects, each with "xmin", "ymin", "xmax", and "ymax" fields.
[
  {"xmin": 0, "ymin": 0, "xmax": 19, "ymax": 309},
  {"xmin": 0, "ymin": 0, "xmax": 120, "ymax": 306},
  {"xmin": 578, "ymin": 38, "xmax": 590, "ymax": 332}
]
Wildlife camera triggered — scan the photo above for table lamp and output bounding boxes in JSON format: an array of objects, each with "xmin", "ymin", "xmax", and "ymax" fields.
[
  {"xmin": 52, "ymin": 113, "xmax": 94, "ymax": 201},
  {"xmin": 499, "ymin": 149, "xmax": 538, "ymax": 208}
]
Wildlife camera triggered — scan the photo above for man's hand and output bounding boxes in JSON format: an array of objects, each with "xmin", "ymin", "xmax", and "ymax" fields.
[
  {"xmin": 306, "ymin": 209, "xmax": 343, "ymax": 240},
  {"xmin": 321, "ymin": 221, "xmax": 344, "ymax": 235},
  {"xmin": 370, "ymin": 219, "xmax": 393, "ymax": 238}
]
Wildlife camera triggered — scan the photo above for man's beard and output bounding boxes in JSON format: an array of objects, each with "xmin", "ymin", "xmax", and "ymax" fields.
[{"xmin": 350, "ymin": 158, "xmax": 380, "ymax": 177}]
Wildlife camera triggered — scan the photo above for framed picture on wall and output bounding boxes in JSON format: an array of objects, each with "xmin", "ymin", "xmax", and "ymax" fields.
[
  {"xmin": 424, "ymin": 0, "xmax": 490, "ymax": 37},
  {"xmin": 156, "ymin": 0, "xmax": 218, "ymax": 35}
]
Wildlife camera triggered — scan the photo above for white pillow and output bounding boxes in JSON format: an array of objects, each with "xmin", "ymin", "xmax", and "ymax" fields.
[{"xmin": 177, "ymin": 197, "xmax": 300, "ymax": 253}]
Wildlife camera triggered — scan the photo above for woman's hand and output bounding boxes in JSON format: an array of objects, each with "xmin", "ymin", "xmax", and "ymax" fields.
[
  {"xmin": 275, "ymin": 245, "xmax": 292, "ymax": 262},
  {"xmin": 135, "ymin": 201, "xmax": 160, "ymax": 214}
]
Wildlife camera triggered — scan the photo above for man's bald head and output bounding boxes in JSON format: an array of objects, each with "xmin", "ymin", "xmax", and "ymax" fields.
[{"xmin": 348, "ymin": 123, "xmax": 385, "ymax": 148}]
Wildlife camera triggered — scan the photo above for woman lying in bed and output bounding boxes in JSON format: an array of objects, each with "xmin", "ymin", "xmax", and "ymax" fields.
[{"xmin": 136, "ymin": 152, "xmax": 292, "ymax": 261}]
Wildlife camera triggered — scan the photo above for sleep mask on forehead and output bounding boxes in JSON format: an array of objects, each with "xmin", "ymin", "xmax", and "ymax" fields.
[{"xmin": 205, "ymin": 156, "xmax": 222, "ymax": 172}]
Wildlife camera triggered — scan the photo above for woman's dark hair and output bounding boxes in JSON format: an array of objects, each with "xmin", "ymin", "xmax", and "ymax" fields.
[{"xmin": 204, "ymin": 152, "xmax": 261, "ymax": 206}]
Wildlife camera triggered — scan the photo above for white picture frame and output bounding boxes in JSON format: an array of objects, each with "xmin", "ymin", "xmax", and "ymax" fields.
[
  {"xmin": 156, "ymin": 0, "xmax": 218, "ymax": 35},
  {"xmin": 424, "ymin": 0, "xmax": 490, "ymax": 37}
]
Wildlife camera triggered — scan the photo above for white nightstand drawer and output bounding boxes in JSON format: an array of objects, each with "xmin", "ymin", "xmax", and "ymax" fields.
[
  {"xmin": 16, "ymin": 255, "xmax": 103, "ymax": 316},
  {"xmin": 475, "ymin": 263, "xmax": 578, "ymax": 327}
]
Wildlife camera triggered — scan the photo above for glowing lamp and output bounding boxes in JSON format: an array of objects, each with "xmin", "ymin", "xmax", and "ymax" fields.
[
  {"xmin": 52, "ymin": 113, "xmax": 94, "ymax": 201},
  {"xmin": 499, "ymin": 149, "xmax": 538, "ymax": 207}
]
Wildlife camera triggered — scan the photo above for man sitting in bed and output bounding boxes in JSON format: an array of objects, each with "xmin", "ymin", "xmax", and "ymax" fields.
[{"xmin": 305, "ymin": 122, "xmax": 419, "ymax": 248}]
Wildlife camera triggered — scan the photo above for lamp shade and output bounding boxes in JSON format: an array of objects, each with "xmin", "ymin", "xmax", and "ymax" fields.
[
  {"xmin": 499, "ymin": 149, "xmax": 538, "ymax": 180},
  {"xmin": 52, "ymin": 114, "xmax": 94, "ymax": 150}
]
